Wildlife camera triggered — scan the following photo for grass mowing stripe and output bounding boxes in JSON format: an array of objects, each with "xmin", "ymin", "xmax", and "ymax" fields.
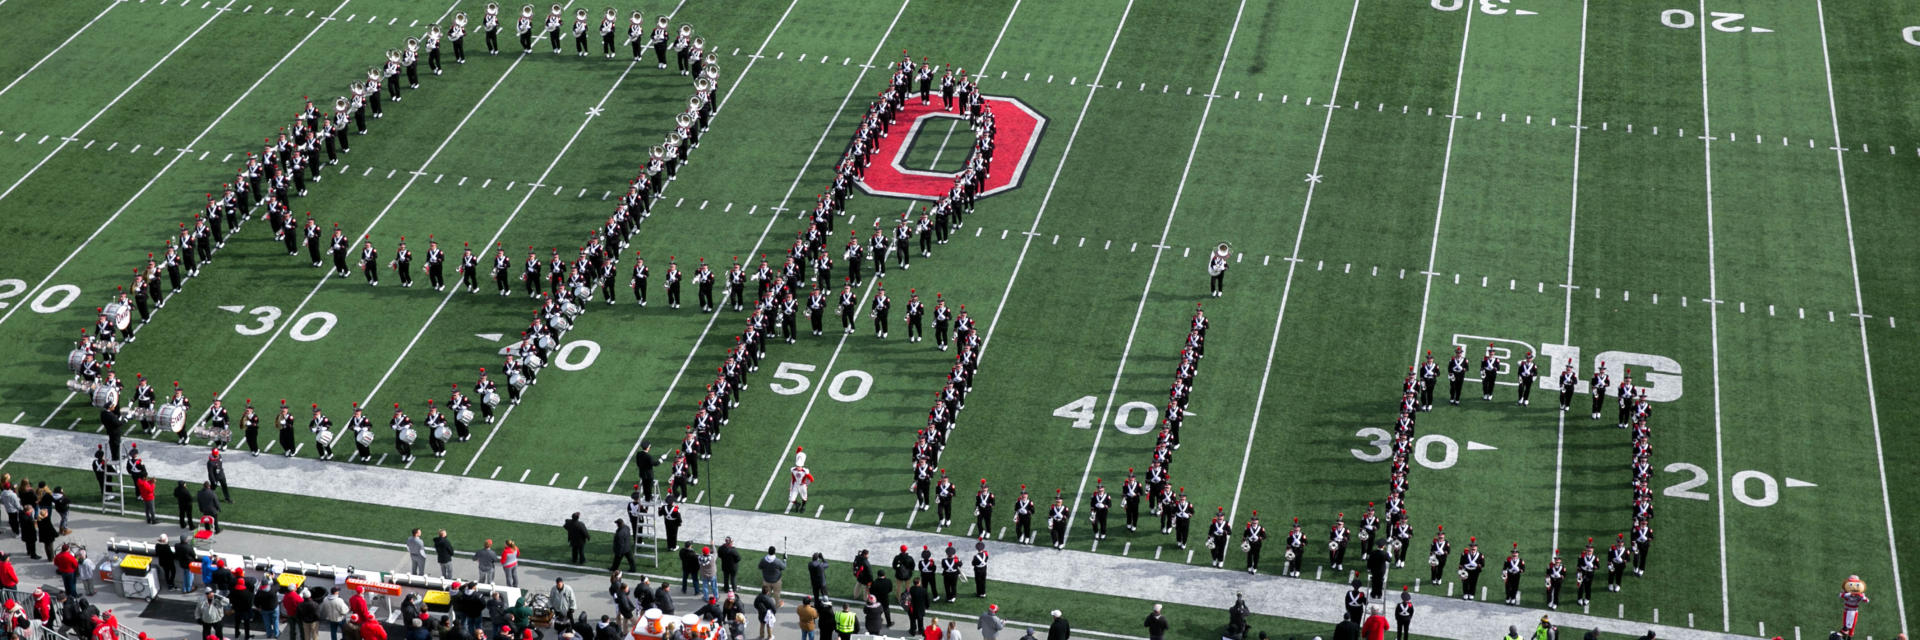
[
  {"xmin": 0, "ymin": 0, "xmax": 118, "ymax": 99},
  {"xmin": 1548, "ymin": 0, "xmax": 1590, "ymax": 557},
  {"xmin": 608, "ymin": 0, "xmax": 911, "ymax": 492},
  {"xmin": 198, "ymin": 19, "xmax": 553, "ymax": 429},
  {"xmin": 0, "ymin": 0, "xmax": 237, "ymax": 203},
  {"xmin": 1225, "ymin": 0, "xmax": 1359, "ymax": 526},
  {"xmin": 0, "ymin": 0, "xmax": 359, "ymax": 334},
  {"xmin": 441, "ymin": 58, "xmax": 645, "ymax": 474},
  {"xmin": 1813, "ymin": 0, "xmax": 1908, "ymax": 631},
  {"xmin": 1694, "ymin": 0, "xmax": 1730, "ymax": 628},
  {"xmin": 747, "ymin": 0, "xmax": 1026, "ymax": 512},
  {"xmin": 973, "ymin": 1, "xmax": 1137, "ymax": 367},
  {"xmin": 1071, "ymin": 0, "xmax": 1250, "ymax": 545},
  {"xmin": 1405, "ymin": 5, "xmax": 1472, "ymax": 361}
]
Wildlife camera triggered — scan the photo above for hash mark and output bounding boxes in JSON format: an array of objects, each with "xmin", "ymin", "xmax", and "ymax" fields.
[
  {"xmin": 491, "ymin": 466, "xmax": 502, "ymax": 479},
  {"xmin": 518, "ymin": 469, "xmax": 529, "ymax": 482}
]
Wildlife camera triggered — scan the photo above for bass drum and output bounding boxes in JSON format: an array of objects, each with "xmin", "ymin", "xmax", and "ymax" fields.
[
  {"xmin": 156, "ymin": 404, "xmax": 187, "ymax": 434},
  {"xmin": 105, "ymin": 302, "xmax": 132, "ymax": 331},
  {"xmin": 67, "ymin": 348, "xmax": 88, "ymax": 374},
  {"xmin": 91, "ymin": 384, "xmax": 120, "ymax": 409}
]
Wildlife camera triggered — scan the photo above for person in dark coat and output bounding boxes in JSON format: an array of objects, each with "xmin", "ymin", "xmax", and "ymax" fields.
[
  {"xmin": 564, "ymin": 513, "xmax": 591, "ymax": 564},
  {"xmin": 432, "ymin": 531, "xmax": 455, "ymax": 579},
  {"xmin": 678, "ymin": 546, "xmax": 700, "ymax": 593},
  {"xmin": 807, "ymin": 553, "xmax": 830, "ymax": 604},
  {"xmin": 173, "ymin": 481, "xmax": 195, "ymax": 529},
  {"xmin": 232, "ymin": 578, "xmax": 256, "ymax": 639},
  {"xmin": 869, "ymin": 572, "xmax": 895, "ymax": 627},
  {"xmin": 717, "ymin": 539, "xmax": 741, "ymax": 593},
  {"xmin": 653, "ymin": 583, "xmax": 675, "ymax": 615},
  {"xmin": 905, "ymin": 578, "xmax": 931, "ymax": 636},
  {"xmin": 1046, "ymin": 611, "xmax": 1071, "ymax": 640},
  {"xmin": 174, "ymin": 537, "xmax": 197, "ymax": 592},
  {"xmin": 1142, "ymin": 605, "xmax": 1168, "ymax": 640},
  {"xmin": 197, "ymin": 482, "xmax": 223, "ymax": 532},
  {"xmin": 862, "ymin": 595, "xmax": 885, "ymax": 635},
  {"xmin": 154, "ymin": 535, "xmax": 179, "ymax": 590},
  {"xmin": 1332, "ymin": 618, "xmax": 1361, "ymax": 640},
  {"xmin": 610, "ymin": 520, "xmax": 636, "ymax": 572}
]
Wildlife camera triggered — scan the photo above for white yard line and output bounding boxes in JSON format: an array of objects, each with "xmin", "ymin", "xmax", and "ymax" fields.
[
  {"xmin": 0, "ymin": 0, "xmax": 237, "ymax": 204},
  {"xmin": 750, "ymin": 0, "xmax": 1026, "ymax": 511},
  {"xmin": 972, "ymin": 0, "xmax": 1137, "ymax": 364},
  {"xmin": 1406, "ymin": 2, "xmax": 1476, "ymax": 359},
  {"xmin": 1813, "ymin": 0, "xmax": 1908, "ymax": 632},
  {"xmin": 1072, "ymin": 0, "xmax": 1250, "ymax": 543},
  {"xmin": 429, "ymin": 59, "xmax": 644, "ymax": 474},
  {"xmin": 1693, "ymin": 0, "xmax": 1732, "ymax": 629},
  {"xmin": 199, "ymin": 38, "xmax": 541, "ymax": 428},
  {"xmin": 1548, "ymin": 0, "xmax": 1590, "ymax": 556},
  {"xmin": 606, "ymin": 0, "xmax": 905, "ymax": 492},
  {"xmin": 0, "ymin": 1, "xmax": 119, "ymax": 98},
  {"xmin": 0, "ymin": 0, "xmax": 355, "ymax": 333},
  {"xmin": 1225, "ymin": 0, "xmax": 1361, "ymax": 525}
]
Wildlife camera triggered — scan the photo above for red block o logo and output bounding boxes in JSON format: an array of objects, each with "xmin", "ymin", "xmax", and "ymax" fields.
[{"xmin": 856, "ymin": 95, "xmax": 1047, "ymax": 201}]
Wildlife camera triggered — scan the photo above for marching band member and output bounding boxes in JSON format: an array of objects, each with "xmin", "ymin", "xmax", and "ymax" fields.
[
  {"xmin": 393, "ymin": 239, "xmax": 413, "ymax": 287},
  {"xmin": 425, "ymin": 402, "xmax": 450, "ymax": 458},
  {"xmin": 1428, "ymin": 526, "xmax": 1450, "ymax": 585},
  {"xmin": 449, "ymin": 385, "xmax": 474, "ymax": 440},
  {"xmin": 626, "ymin": 11, "xmax": 647, "ymax": 60},
  {"xmin": 545, "ymin": 4, "xmax": 565, "ymax": 54},
  {"xmin": 391, "ymin": 403, "xmax": 416, "ymax": 463},
  {"xmin": 239, "ymin": 400, "xmax": 261, "ymax": 456},
  {"xmin": 516, "ymin": 4, "xmax": 535, "ymax": 53},
  {"xmin": 787, "ymin": 448, "xmax": 813, "ymax": 513},
  {"xmin": 450, "ymin": 13, "xmax": 468, "ymax": 64},
  {"xmin": 1500, "ymin": 544, "xmax": 1526, "ymax": 605},
  {"xmin": 1242, "ymin": 514, "xmax": 1267, "ymax": 574},
  {"xmin": 572, "ymin": 8, "xmax": 590, "ymax": 56},
  {"xmin": 359, "ymin": 239, "xmax": 379, "ymax": 286},
  {"xmin": 484, "ymin": 4, "xmax": 502, "ymax": 55},
  {"xmin": 1457, "ymin": 538, "xmax": 1483, "ymax": 600},
  {"xmin": 426, "ymin": 239, "xmax": 445, "ymax": 291},
  {"xmin": 346, "ymin": 404, "xmax": 374, "ymax": 462},
  {"xmin": 476, "ymin": 370, "xmax": 499, "ymax": 423},
  {"xmin": 425, "ymin": 24, "xmax": 443, "ymax": 74},
  {"xmin": 1479, "ymin": 346, "xmax": 1501, "ymax": 401},
  {"xmin": 275, "ymin": 401, "xmax": 297, "ymax": 457},
  {"xmin": 309, "ymin": 404, "xmax": 335, "ymax": 460},
  {"xmin": 600, "ymin": 8, "xmax": 618, "ymax": 58},
  {"xmin": 1204, "ymin": 508, "xmax": 1229, "ymax": 567}
]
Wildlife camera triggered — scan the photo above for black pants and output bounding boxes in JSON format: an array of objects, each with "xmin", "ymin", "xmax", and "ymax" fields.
[
  {"xmin": 570, "ymin": 542, "xmax": 586, "ymax": 564},
  {"xmin": 1210, "ymin": 273, "xmax": 1224, "ymax": 294},
  {"xmin": 486, "ymin": 30, "xmax": 499, "ymax": 52},
  {"xmin": 698, "ymin": 286, "xmax": 714, "ymax": 310},
  {"xmin": 1576, "ymin": 574, "xmax": 1593, "ymax": 601},
  {"xmin": 611, "ymin": 551, "xmax": 636, "ymax": 572},
  {"xmin": 429, "ymin": 264, "xmax": 444, "ymax": 288},
  {"xmin": 1419, "ymin": 378, "xmax": 1435, "ymax": 408},
  {"xmin": 1394, "ymin": 617, "xmax": 1411, "ymax": 640},
  {"xmin": 1518, "ymin": 377, "xmax": 1533, "ymax": 403},
  {"xmin": 1482, "ymin": 373, "xmax": 1496, "ymax": 398},
  {"xmin": 454, "ymin": 39, "xmax": 466, "ymax": 61},
  {"xmin": 907, "ymin": 317, "xmax": 922, "ymax": 340},
  {"xmin": 1503, "ymin": 576, "xmax": 1519, "ymax": 602},
  {"xmin": 1448, "ymin": 376, "xmax": 1463, "ymax": 403},
  {"xmin": 666, "ymin": 284, "xmax": 680, "ymax": 306},
  {"xmin": 874, "ymin": 313, "xmax": 888, "ymax": 336}
]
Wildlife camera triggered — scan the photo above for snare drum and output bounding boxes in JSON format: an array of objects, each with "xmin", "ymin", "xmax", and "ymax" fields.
[
  {"xmin": 355, "ymin": 429, "xmax": 376, "ymax": 447},
  {"xmin": 509, "ymin": 372, "xmax": 528, "ymax": 391},
  {"xmin": 398, "ymin": 427, "xmax": 417, "ymax": 445},
  {"xmin": 457, "ymin": 408, "xmax": 475, "ymax": 424},
  {"xmin": 433, "ymin": 425, "xmax": 452, "ymax": 442},
  {"xmin": 483, "ymin": 392, "xmax": 501, "ymax": 408}
]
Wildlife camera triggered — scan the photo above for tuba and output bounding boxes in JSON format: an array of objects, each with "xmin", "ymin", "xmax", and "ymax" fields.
[
  {"xmin": 406, "ymin": 37, "xmax": 421, "ymax": 54},
  {"xmin": 333, "ymin": 96, "xmax": 349, "ymax": 113},
  {"xmin": 676, "ymin": 113, "xmax": 695, "ymax": 129},
  {"xmin": 694, "ymin": 77, "xmax": 712, "ymax": 93},
  {"xmin": 367, "ymin": 67, "xmax": 382, "ymax": 84},
  {"xmin": 485, "ymin": 2, "xmax": 499, "ymax": 16},
  {"xmin": 687, "ymin": 95, "xmax": 705, "ymax": 113},
  {"xmin": 386, "ymin": 48, "xmax": 402, "ymax": 63},
  {"xmin": 454, "ymin": 11, "xmax": 469, "ymax": 27},
  {"xmin": 521, "ymin": 3, "xmax": 535, "ymax": 18},
  {"xmin": 574, "ymin": 8, "xmax": 588, "ymax": 22},
  {"xmin": 1209, "ymin": 242, "xmax": 1231, "ymax": 276},
  {"xmin": 605, "ymin": 7, "xmax": 617, "ymax": 21}
]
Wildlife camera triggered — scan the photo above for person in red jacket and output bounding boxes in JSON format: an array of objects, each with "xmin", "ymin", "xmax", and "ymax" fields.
[
  {"xmin": 349, "ymin": 587, "xmax": 372, "ymax": 623},
  {"xmin": 1360, "ymin": 604, "xmax": 1390, "ymax": 640},
  {"xmin": 357, "ymin": 613, "xmax": 388, "ymax": 640},
  {"xmin": 0, "ymin": 551, "xmax": 18, "ymax": 597},
  {"xmin": 137, "ymin": 478, "xmax": 158, "ymax": 524},
  {"xmin": 53, "ymin": 546, "xmax": 79, "ymax": 596},
  {"xmin": 30, "ymin": 587, "xmax": 51, "ymax": 621}
]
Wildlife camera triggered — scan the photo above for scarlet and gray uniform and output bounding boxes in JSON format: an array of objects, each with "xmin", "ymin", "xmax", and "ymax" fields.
[{"xmin": 787, "ymin": 465, "xmax": 813, "ymax": 508}]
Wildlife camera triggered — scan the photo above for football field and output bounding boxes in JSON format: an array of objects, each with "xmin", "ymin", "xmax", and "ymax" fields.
[{"xmin": 3, "ymin": 0, "xmax": 1918, "ymax": 636}]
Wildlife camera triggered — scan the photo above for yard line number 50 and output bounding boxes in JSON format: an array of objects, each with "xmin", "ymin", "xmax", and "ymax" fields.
[{"xmin": 768, "ymin": 362, "xmax": 874, "ymax": 402}]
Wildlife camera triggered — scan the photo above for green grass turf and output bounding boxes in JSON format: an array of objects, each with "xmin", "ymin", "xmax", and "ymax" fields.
[
  {"xmin": 0, "ymin": 460, "xmax": 1448, "ymax": 640},
  {"xmin": 2, "ymin": 0, "xmax": 1918, "ymax": 637}
]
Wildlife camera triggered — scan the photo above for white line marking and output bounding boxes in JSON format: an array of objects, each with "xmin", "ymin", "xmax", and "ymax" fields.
[
  {"xmin": 1228, "ymin": 0, "xmax": 1360, "ymax": 525},
  {"xmin": 753, "ymin": 0, "xmax": 1021, "ymax": 509},
  {"xmin": 1694, "ymin": 0, "xmax": 1732, "ymax": 628},
  {"xmin": 1549, "ymin": 0, "xmax": 1591, "ymax": 556},
  {"xmin": 1815, "ymin": 1, "xmax": 1908, "ymax": 631},
  {"xmin": 1076, "ymin": 0, "xmax": 1248, "ymax": 545},
  {"xmin": 207, "ymin": 33, "xmax": 535, "ymax": 430},
  {"xmin": 0, "ymin": 0, "xmax": 240, "ymax": 207},
  {"xmin": 0, "ymin": 1, "xmax": 119, "ymax": 99},
  {"xmin": 0, "ymin": 0, "xmax": 351, "ymax": 332},
  {"xmin": 603, "ymin": 0, "xmax": 857, "ymax": 493},
  {"xmin": 1407, "ymin": 1, "xmax": 1477, "ymax": 361},
  {"xmin": 519, "ymin": 469, "xmax": 530, "ymax": 482}
]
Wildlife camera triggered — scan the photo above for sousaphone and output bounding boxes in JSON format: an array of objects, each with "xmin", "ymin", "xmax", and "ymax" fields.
[
  {"xmin": 575, "ymin": 8, "xmax": 588, "ymax": 22},
  {"xmin": 1208, "ymin": 242, "xmax": 1231, "ymax": 275},
  {"xmin": 386, "ymin": 48, "xmax": 402, "ymax": 63},
  {"xmin": 333, "ymin": 96, "xmax": 350, "ymax": 113},
  {"xmin": 521, "ymin": 3, "xmax": 536, "ymax": 18},
  {"xmin": 367, "ymin": 67, "xmax": 382, "ymax": 84},
  {"xmin": 687, "ymin": 95, "xmax": 705, "ymax": 113},
  {"xmin": 549, "ymin": 3, "xmax": 563, "ymax": 16},
  {"xmin": 693, "ymin": 77, "xmax": 712, "ymax": 93},
  {"xmin": 605, "ymin": 7, "xmax": 617, "ymax": 21},
  {"xmin": 485, "ymin": 2, "xmax": 500, "ymax": 17},
  {"xmin": 676, "ymin": 113, "xmax": 695, "ymax": 129},
  {"xmin": 454, "ymin": 11, "xmax": 470, "ymax": 27},
  {"xmin": 427, "ymin": 24, "xmax": 441, "ymax": 38},
  {"xmin": 406, "ymin": 37, "xmax": 421, "ymax": 54}
]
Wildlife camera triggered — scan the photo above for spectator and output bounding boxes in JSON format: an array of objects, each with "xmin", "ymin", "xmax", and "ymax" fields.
[
  {"xmin": 976, "ymin": 604, "xmax": 1004, "ymax": 640},
  {"xmin": 500, "ymin": 541, "xmax": 521, "ymax": 588},
  {"xmin": 53, "ymin": 545, "xmax": 78, "ymax": 595},
  {"xmin": 678, "ymin": 546, "xmax": 699, "ymax": 594},
  {"xmin": 153, "ymin": 536, "xmax": 176, "ymax": 592},
  {"xmin": 0, "ymin": 551, "xmax": 18, "ymax": 603},
  {"xmin": 136, "ymin": 477, "xmax": 157, "ymax": 524},
  {"xmin": 807, "ymin": 553, "xmax": 830, "ymax": 604},
  {"xmin": 862, "ymin": 595, "xmax": 884, "ymax": 635},
  {"xmin": 550, "ymin": 578, "xmax": 577, "ymax": 621},
  {"xmin": 651, "ymin": 581, "xmax": 674, "ymax": 615},
  {"xmin": 18, "ymin": 507, "xmax": 36, "ymax": 560},
  {"xmin": 432, "ymin": 530, "xmax": 455, "ymax": 579},
  {"xmin": 833, "ymin": 604, "xmax": 856, "ymax": 638},
  {"xmin": 796, "ymin": 598, "xmax": 818, "ymax": 640},
  {"xmin": 1533, "ymin": 616, "xmax": 1557, "ymax": 640},
  {"xmin": 1225, "ymin": 593, "xmax": 1249, "ymax": 640},
  {"xmin": 1361, "ymin": 605, "xmax": 1388, "ymax": 640},
  {"xmin": 0, "ymin": 482, "xmax": 19, "ymax": 537},
  {"xmin": 174, "ymin": 536, "xmax": 196, "ymax": 592},
  {"xmin": 297, "ymin": 587, "xmax": 322, "ymax": 640},
  {"xmin": 321, "ymin": 589, "xmax": 350, "ymax": 640},
  {"xmin": 173, "ymin": 481, "xmax": 194, "ymax": 530},
  {"xmin": 407, "ymin": 530, "xmax": 427, "ymax": 575},
  {"xmin": 564, "ymin": 514, "xmax": 591, "ymax": 564},
  {"xmin": 254, "ymin": 583, "xmax": 281, "ymax": 640},
  {"xmin": 1501, "ymin": 626, "xmax": 1524, "ymax": 640},
  {"xmin": 752, "ymin": 589, "xmax": 777, "ymax": 639},
  {"xmin": 610, "ymin": 522, "xmax": 635, "ymax": 573},
  {"xmin": 361, "ymin": 614, "xmax": 388, "ymax": 640},
  {"xmin": 759, "ymin": 547, "xmax": 787, "ymax": 607},
  {"xmin": 280, "ymin": 587, "xmax": 305, "ymax": 640},
  {"xmin": 613, "ymin": 584, "xmax": 638, "ymax": 635},
  {"xmin": 197, "ymin": 590, "xmax": 231, "ymax": 640},
  {"xmin": 232, "ymin": 577, "xmax": 255, "ymax": 640},
  {"xmin": 1333, "ymin": 617, "xmax": 1361, "ymax": 640},
  {"xmin": 926, "ymin": 618, "xmax": 944, "ymax": 640},
  {"xmin": 1142, "ymin": 604, "xmax": 1168, "ymax": 640},
  {"xmin": 697, "ymin": 547, "xmax": 719, "ymax": 600},
  {"xmin": 35, "ymin": 506, "xmax": 59, "ymax": 560},
  {"xmin": 475, "ymin": 540, "xmax": 499, "ymax": 584},
  {"xmin": 718, "ymin": 539, "xmax": 741, "ymax": 593},
  {"xmin": 946, "ymin": 620, "xmax": 964, "ymax": 640},
  {"xmin": 1046, "ymin": 612, "xmax": 1070, "ymax": 640},
  {"xmin": 197, "ymin": 483, "xmax": 223, "ymax": 533}
]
